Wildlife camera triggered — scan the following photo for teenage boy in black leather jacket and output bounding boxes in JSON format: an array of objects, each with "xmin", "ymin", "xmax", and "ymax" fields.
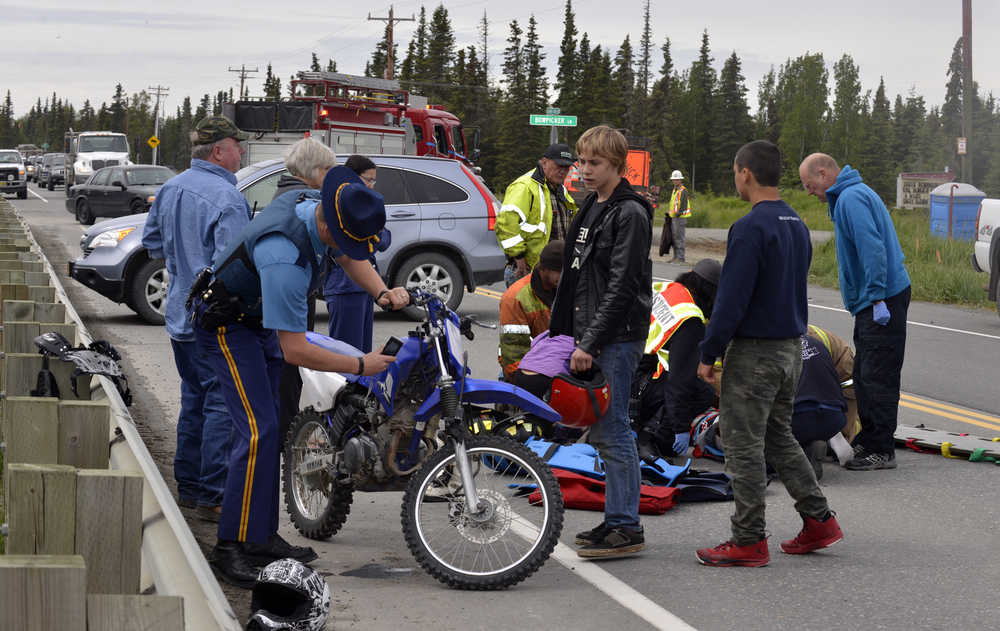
[{"xmin": 549, "ymin": 125, "xmax": 653, "ymax": 559}]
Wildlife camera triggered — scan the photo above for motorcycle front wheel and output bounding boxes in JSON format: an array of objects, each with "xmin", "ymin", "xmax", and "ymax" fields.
[{"xmin": 401, "ymin": 434, "xmax": 563, "ymax": 590}]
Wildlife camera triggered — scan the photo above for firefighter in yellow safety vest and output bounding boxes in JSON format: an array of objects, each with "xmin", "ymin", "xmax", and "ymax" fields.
[{"xmin": 496, "ymin": 144, "xmax": 578, "ymax": 287}]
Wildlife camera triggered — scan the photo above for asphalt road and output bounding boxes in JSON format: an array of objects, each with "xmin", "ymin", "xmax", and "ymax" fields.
[{"xmin": 8, "ymin": 184, "xmax": 1000, "ymax": 631}]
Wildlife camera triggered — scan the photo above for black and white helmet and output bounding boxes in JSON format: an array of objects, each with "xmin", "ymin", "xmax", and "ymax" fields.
[{"xmin": 246, "ymin": 558, "xmax": 331, "ymax": 631}]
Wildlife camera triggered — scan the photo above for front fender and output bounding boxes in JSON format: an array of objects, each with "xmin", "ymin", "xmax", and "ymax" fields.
[{"xmin": 414, "ymin": 377, "xmax": 561, "ymax": 423}]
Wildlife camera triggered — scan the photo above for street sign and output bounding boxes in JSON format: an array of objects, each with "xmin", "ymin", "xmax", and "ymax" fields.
[
  {"xmin": 957, "ymin": 137, "xmax": 967, "ymax": 155},
  {"xmin": 41, "ymin": 142, "xmax": 50, "ymax": 150},
  {"xmin": 546, "ymin": 107, "xmax": 560, "ymax": 115},
  {"xmin": 147, "ymin": 136, "xmax": 160, "ymax": 149},
  {"xmin": 530, "ymin": 114, "xmax": 577, "ymax": 127}
]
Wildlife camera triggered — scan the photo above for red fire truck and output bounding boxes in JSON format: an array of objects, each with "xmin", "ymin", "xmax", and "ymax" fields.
[{"xmin": 226, "ymin": 71, "xmax": 477, "ymax": 167}]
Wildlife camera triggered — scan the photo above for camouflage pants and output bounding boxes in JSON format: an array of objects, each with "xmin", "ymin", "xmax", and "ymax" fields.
[{"xmin": 719, "ymin": 337, "xmax": 830, "ymax": 545}]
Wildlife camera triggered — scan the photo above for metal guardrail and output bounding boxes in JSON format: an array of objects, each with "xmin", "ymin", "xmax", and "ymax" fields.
[{"xmin": 12, "ymin": 203, "xmax": 241, "ymax": 631}]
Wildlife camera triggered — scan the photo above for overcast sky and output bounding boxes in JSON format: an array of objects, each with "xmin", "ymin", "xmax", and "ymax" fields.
[{"xmin": 6, "ymin": 0, "xmax": 999, "ymax": 119}]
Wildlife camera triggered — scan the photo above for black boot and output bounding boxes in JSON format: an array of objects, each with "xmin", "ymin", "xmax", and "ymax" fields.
[
  {"xmin": 242, "ymin": 533, "xmax": 318, "ymax": 566},
  {"xmin": 210, "ymin": 540, "xmax": 260, "ymax": 589}
]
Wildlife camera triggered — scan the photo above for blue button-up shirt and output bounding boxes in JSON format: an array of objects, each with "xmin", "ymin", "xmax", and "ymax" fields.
[{"xmin": 142, "ymin": 159, "xmax": 251, "ymax": 341}]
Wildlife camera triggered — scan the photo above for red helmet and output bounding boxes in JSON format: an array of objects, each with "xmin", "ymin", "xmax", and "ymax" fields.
[{"xmin": 549, "ymin": 368, "xmax": 611, "ymax": 428}]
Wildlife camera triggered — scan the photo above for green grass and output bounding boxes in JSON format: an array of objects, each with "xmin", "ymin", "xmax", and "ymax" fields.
[
  {"xmin": 1, "ymin": 446, "xmax": 5, "ymax": 554},
  {"xmin": 658, "ymin": 189, "xmax": 991, "ymax": 309}
]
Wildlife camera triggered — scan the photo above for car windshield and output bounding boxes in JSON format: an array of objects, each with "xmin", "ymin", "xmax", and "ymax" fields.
[
  {"xmin": 79, "ymin": 136, "xmax": 128, "ymax": 153},
  {"xmin": 49, "ymin": 156, "xmax": 65, "ymax": 165},
  {"xmin": 0, "ymin": 152, "xmax": 20, "ymax": 164},
  {"xmin": 127, "ymin": 167, "xmax": 174, "ymax": 185}
]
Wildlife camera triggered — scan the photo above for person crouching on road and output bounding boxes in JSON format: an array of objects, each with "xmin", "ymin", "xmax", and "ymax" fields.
[
  {"xmin": 142, "ymin": 115, "xmax": 251, "ymax": 523},
  {"xmin": 187, "ymin": 165, "xmax": 410, "ymax": 588},
  {"xmin": 635, "ymin": 258, "xmax": 722, "ymax": 463},
  {"xmin": 695, "ymin": 140, "xmax": 842, "ymax": 568},
  {"xmin": 498, "ymin": 239, "xmax": 564, "ymax": 380},
  {"xmin": 548, "ymin": 125, "xmax": 653, "ymax": 559},
  {"xmin": 496, "ymin": 144, "xmax": 578, "ymax": 287},
  {"xmin": 323, "ymin": 154, "xmax": 391, "ymax": 350}
]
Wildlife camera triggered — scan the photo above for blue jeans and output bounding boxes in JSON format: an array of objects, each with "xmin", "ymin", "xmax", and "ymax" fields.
[
  {"xmin": 170, "ymin": 338, "xmax": 232, "ymax": 507},
  {"xmin": 590, "ymin": 340, "xmax": 643, "ymax": 529}
]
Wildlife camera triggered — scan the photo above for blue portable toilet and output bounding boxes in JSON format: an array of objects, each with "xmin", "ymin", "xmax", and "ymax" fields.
[{"xmin": 928, "ymin": 182, "xmax": 986, "ymax": 240}]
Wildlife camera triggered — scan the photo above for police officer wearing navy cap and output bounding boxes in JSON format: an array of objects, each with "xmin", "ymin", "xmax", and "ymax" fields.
[{"xmin": 187, "ymin": 166, "xmax": 409, "ymax": 587}]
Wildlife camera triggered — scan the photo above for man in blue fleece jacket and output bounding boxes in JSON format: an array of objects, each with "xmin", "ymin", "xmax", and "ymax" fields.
[
  {"xmin": 799, "ymin": 153, "xmax": 910, "ymax": 471},
  {"xmin": 694, "ymin": 141, "xmax": 842, "ymax": 568}
]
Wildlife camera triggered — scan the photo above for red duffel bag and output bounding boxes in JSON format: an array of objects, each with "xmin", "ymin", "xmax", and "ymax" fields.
[{"xmin": 529, "ymin": 467, "xmax": 679, "ymax": 515}]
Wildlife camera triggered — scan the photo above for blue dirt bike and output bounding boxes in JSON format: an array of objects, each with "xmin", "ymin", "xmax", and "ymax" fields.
[{"xmin": 282, "ymin": 289, "xmax": 564, "ymax": 590}]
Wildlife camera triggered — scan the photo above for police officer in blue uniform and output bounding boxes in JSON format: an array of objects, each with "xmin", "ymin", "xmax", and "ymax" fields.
[{"xmin": 188, "ymin": 166, "xmax": 409, "ymax": 587}]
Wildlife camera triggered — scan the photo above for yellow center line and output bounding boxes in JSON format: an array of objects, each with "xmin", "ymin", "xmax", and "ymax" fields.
[
  {"xmin": 475, "ymin": 288, "xmax": 503, "ymax": 300},
  {"xmin": 899, "ymin": 400, "xmax": 1000, "ymax": 433},
  {"xmin": 900, "ymin": 393, "xmax": 1000, "ymax": 425}
]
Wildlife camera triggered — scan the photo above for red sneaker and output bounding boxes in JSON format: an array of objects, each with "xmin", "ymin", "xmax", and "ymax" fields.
[
  {"xmin": 780, "ymin": 513, "xmax": 844, "ymax": 554},
  {"xmin": 696, "ymin": 539, "xmax": 769, "ymax": 567}
]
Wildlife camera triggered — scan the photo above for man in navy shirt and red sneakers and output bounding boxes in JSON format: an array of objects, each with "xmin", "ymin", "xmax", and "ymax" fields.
[{"xmin": 695, "ymin": 140, "xmax": 843, "ymax": 567}]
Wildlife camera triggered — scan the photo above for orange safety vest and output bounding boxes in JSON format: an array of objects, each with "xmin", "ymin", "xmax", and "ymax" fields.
[{"xmin": 645, "ymin": 281, "xmax": 706, "ymax": 377}]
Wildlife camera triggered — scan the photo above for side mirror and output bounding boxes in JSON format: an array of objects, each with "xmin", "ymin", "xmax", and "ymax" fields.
[
  {"xmin": 472, "ymin": 149, "xmax": 481, "ymax": 162},
  {"xmin": 112, "ymin": 181, "xmax": 125, "ymax": 190}
]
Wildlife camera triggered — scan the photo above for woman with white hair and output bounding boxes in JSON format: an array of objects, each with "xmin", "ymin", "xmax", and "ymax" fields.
[{"xmin": 272, "ymin": 137, "xmax": 337, "ymax": 200}]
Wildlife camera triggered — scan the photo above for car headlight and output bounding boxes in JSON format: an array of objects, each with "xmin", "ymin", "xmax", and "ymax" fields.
[
  {"xmin": 146, "ymin": 195, "xmax": 156, "ymax": 204},
  {"xmin": 77, "ymin": 161, "xmax": 92, "ymax": 174},
  {"xmin": 89, "ymin": 227, "xmax": 135, "ymax": 249},
  {"xmin": 18, "ymin": 168, "xmax": 24, "ymax": 175}
]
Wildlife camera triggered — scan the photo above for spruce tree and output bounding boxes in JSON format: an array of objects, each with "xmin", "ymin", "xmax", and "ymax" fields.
[
  {"xmin": 612, "ymin": 35, "xmax": 635, "ymax": 133},
  {"xmin": 310, "ymin": 53, "xmax": 322, "ymax": 72},
  {"xmin": 367, "ymin": 24, "xmax": 397, "ymax": 79},
  {"xmin": 775, "ymin": 53, "xmax": 828, "ymax": 183},
  {"xmin": 425, "ymin": 4, "xmax": 456, "ymax": 104},
  {"xmin": 713, "ymin": 52, "xmax": 753, "ymax": 192},
  {"xmin": 262, "ymin": 64, "xmax": 282, "ymax": 100},
  {"xmin": 686, "ymin": 30, "xmax": 717, "ymax": 191},
  {"xmin": 755, "ymin": 67, "xmax": 778, "ymax": 142},
  {"xmin": 634, "ymin": 0, "xmax": 653, "ymax": 135},
  {"xmin": 554, "ymin": 0, "xmax": 578, "ymax": 113},
  {"xmin": 829, "ymin": 54, "xmax": 863, "ymax": 165},
  {"xmin": 649, "ymin": 37, "xmax": 677, "ymax": 186},
  {"xmin": 860, "ymin": 77, "xmax": 894, "ymax": 199},
  {"xmin": 496, "ymin": 20, "xmax": 527, "ymax": 187}
]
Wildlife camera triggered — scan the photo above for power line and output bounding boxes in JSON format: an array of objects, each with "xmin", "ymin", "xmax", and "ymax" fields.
[
  {"xmin": 367, "ymin": 5, "xmax": 415, "ymax": 80},
  {"xmin": 228, "ymin": 65, "xmax": 259, "ymax": 99},
  {"xmin": 148, "ymin": 85, "xmax": 169, "ymax": 165}
]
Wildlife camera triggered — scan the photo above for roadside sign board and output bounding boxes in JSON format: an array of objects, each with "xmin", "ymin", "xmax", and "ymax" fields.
[
  {"xmin": 147, "ymin": 136, "xmax": 160, "ymax": 149},
  {"xmin": 957, "ymin": 137, "xmax": 967, "ymax": 155},
  {"xmin": 529, "ymin": 114, "xmax": 577, "ymax": 127}
]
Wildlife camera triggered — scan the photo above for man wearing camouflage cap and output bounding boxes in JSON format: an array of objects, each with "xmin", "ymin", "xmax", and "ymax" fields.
[{"xmin": 142, "ymin": 115, "xmax": 252, "ymax": 524}]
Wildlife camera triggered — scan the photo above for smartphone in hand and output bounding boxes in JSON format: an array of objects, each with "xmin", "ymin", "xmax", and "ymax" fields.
[{"xmin": 382, "ymin": 335, "xmax": 404, "ymax": 356}]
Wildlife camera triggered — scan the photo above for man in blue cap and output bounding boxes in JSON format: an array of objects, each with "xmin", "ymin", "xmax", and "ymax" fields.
[{"xmin": 187, "ymin": 166, "xmax": 409, "ymax": 588}]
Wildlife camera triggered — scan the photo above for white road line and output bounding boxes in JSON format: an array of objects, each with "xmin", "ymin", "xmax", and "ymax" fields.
[
  {"xmin": 511, "ymin": 517, "xmax": 696, "ymax": 630},
  {"xmin": 28, "ymin": 189, "xmax": 48, "ymax": 203},
  {"xmin": 653, "ymin": 277, "xmax": 1000, "ymax": 342},
  {"xmin": 808, "ymin": 303, "xmax": 1000, "ymax": 341}
]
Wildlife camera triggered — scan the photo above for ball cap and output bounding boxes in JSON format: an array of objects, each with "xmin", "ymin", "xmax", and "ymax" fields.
[
  {"xmin": 693, "ymin": 258, "xmax": 722, "ymax": 286},
  {"xmin": 543, "ymin": 143, "xmax": 576, "ymax": 166},
  {"xmin": 192, "ymin": 115, "xmax": 249, "ymax": 145},
  {"xmin": 320, "ymin": 166, "xmax": 387, "ymax": 260}
]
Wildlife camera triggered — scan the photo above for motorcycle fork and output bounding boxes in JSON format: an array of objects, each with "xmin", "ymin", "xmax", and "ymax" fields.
[{"xmin": 451, "ymin": 439, "xmax": 484, "ymax": 514}]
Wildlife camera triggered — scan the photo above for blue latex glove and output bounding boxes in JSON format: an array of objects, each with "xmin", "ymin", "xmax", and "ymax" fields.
[
  {"xmin": 673, "ymin": 432, "xmax": 691, "ymax": 455},
  {"xmin": 873, "ymin": 301, "xmax": 890, "ymax": 326}
]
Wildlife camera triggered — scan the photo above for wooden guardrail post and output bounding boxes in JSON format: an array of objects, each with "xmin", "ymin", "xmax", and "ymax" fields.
[
  {"xmin": 4, "ymin": 463, "xmax": 78, "ymax": 555},
  {"xmin": 0, "ymin": 555, "xmax": 88, "ymax": 631},
  {"xmin": 87, "ymin": 595, "xmax": 185, "ymax": 631},
  {"xmin": 58, "ymin": 400, "xmax": 112, "ymax": 469},
  {"xmin": 75, "ymin": 470, "xmax": 144, "ymax": 594},
  {"xmin": 2, "ymin": 397, "xmax": 60, "ymax": 470}
]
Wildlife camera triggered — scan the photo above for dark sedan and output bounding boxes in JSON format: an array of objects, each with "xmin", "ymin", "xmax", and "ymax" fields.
[{"xmin": 66, "ymin": 165, "xmax": 175, "ymax": 224}]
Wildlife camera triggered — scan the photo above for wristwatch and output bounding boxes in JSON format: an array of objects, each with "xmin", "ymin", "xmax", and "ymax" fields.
[{"xmin": 356, "ymin": 356, "xmax": 364, "ymax": 376}]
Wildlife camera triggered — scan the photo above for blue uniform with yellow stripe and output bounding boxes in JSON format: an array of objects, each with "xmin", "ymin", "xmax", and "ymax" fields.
[{"xmin": 191, "ymin": 190, "xmax": 326, "ymax": 544}]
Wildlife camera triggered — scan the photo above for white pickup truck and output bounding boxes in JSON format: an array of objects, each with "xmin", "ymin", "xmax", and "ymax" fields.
[{"xmin": 972, "ymin": 198, "xmax": 1000, "ymax": 316}]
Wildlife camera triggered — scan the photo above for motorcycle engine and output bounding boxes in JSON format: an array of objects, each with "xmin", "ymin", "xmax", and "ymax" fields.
[{"xmin": 342, "ymin": 432, "xmax": 380, "ymax": 474}]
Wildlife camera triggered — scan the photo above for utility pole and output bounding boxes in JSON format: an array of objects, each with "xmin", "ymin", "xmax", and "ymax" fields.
[
  {"xmin": 367, "ymin": 5, "xmax": 415, "ymax": 80},
  {"xmin": 228, "ymin": 65, "xmax": 259, "ymax": 99},
  {"xmin": 961, "ymin": 0, "xmax": 973, "ymax": 183},
  {"xmin": 148, "ymin": 85, "xmax": 169, "ymax": 166}
]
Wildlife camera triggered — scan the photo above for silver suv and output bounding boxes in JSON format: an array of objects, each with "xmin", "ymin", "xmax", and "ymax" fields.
[
  {"xmin": 68, "ymin": 155, "xmax": 505, "ymax": 324},
  {"xmin": 0, "ymin": 150, "xmax": 27, "ymax": 199}
]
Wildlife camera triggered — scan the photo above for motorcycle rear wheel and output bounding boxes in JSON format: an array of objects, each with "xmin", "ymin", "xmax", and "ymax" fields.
[
  {"xmin": 401, "ymin": 434, "xmax": 563, "ymax": 590},
  {"xmin": 282, "ymin": 410, "xmax": 354, "ymax": 540}
]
